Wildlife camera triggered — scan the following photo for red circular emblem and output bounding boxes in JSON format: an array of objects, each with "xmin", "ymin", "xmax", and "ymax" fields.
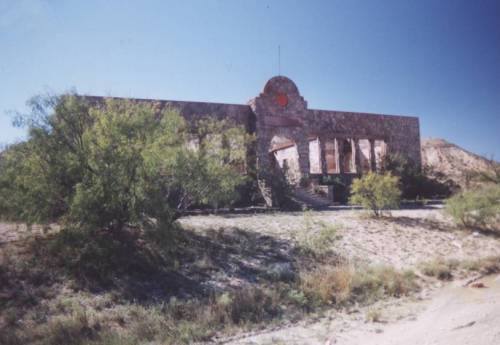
[{"xmin": 276, "ymin": 93, "xmax": 288, "ymax": 107}]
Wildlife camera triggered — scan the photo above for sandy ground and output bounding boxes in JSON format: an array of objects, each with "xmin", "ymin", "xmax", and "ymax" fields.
[
  {"xmin": 181, "ymin": 208, "xmax": 500, "ymax": 345},
  {"xmin": 224, "ymin": 274, "xmax": 500, "ymax": 345},
  {"xmin": 2, "ymin": 208, "xmax": 499, "ymax": 345},
  {"xmin": 3, "ymin": 209, "xmax": 498, "ymax": 270},
  {"xmin": 181, "ymin": 208, "xmax": 499, "ymax": 269}
]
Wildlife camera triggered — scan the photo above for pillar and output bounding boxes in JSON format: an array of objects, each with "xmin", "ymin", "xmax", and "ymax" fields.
[
  {"xmin": 296, "ymin": 138, "xmax": 310, "ymax": 178},
  {"xmin": 353, "ymin": 139, "xmax": 362, "ymax": 174},
  {"xmin": 319, "ymin": 137, "xmax": 327, "ymax": 175},
  {"xmin": 369, "ymin": 139, "xmax": 376, "ymax": 172},
  {"xmin": 336, "ymin": 138, "xmax": 344, "ymax": 174}
]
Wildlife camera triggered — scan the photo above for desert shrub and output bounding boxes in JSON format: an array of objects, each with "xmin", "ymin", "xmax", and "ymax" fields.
[
  {"xmin": 381, "ymin": 153, "xmax": 456, "ymax": 199},
  {"xmin": 45, "ymin": 227, "xmax": 162, "ymax": 286},
  {"xmin": 419, "ymin": 259, "xmax": 459, "ymax": 280},
  {"xmin": 299, "ymin": 264, "xmax": 418, "ymax": 308},
  {"xmin": 299, "ymin": 264, "xmax": 354, "ymax": 306},
  {"xmin": 349, "ymin": 172, "xmax": 401, "ymax": 217},
  {"xmin": 351, "ymin": 265, "xmax": 418, "ymax": 302},
  {"xmin": 295, "ymin": 214, "xmax": 339, "ymax": 256},
  {"xmin": 0, "ymin": 94, "xmax": 252, "ymax": 232},
  {"xmin": 461, "ymin": 256, "xmax": 500, "ymax": 274},
  {"xmin": 226, "ymin": 287, "xmax": 281, "ymax": 324},
  {"xmin": 445, "ymin": 185, "xmax": 500, "ymax": 230}
]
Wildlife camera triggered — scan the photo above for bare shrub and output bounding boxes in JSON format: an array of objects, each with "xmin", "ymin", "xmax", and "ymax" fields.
[
  {"xmin": 461, "ymin": 256, "xmax": 500, "ymax": 274},
  {"xmin": 419, "ymin": 259, "xmax": 459, "ymax": 280},
  {"xmin": 445, "ymin": 185, "xmax": 500, "ymax": 231},
  {"xmin": 295, "ymin": 213, "xmax": 339, "ymax": 256},
  {"xmin": 351, "ymin": 266, "xmax": 418, "ymax": 302},
  {"xmin": 300, "ymin": 264, "xmax": 354, "ymax": 306},
  {"xmin": 42, "ymin": 307, "xmax": 96, "ymax": 345},
  {"xmin": 299, "ymin": 264, "xmax": 418, "ymax": 307}
]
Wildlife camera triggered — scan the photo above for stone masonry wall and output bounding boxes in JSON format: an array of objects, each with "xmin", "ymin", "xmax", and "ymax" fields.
[{"xmin": 85, "ymin": 76, "xmax": 421, "ymax": 199}]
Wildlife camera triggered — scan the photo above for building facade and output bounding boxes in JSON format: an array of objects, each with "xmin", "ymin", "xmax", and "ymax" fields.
[{"xmin": 90, "ymin": 76, "xmax": 421, "ymax": 205}]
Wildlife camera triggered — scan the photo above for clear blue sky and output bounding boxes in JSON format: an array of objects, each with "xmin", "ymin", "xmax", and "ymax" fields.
[{"xmin": 1, "ymin": 0, "xmax": 499, "ymax": 158}]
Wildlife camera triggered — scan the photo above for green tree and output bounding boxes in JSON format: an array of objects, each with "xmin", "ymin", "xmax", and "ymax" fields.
[
  {"xmin": 349, "ymin": 172, "xmax": 401, "ymax": 217},
  {"xmin": 445, "ymin": 185, "xmax": 500, "ymax": 230},
  {"xmin": 381, "ymin": 153, "xmax": 456, "ymax": 199},
  {"xmin": 0, "ymin": 94, "xmax": 252, "ymax": 231}
]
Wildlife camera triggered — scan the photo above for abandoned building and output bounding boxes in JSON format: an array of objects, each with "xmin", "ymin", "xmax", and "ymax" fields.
[{"xmin": 90, "ymin": 76, "xmax": 421, "ymax": 206}]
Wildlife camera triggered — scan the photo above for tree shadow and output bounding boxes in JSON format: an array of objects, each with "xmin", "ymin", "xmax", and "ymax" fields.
[
  {"xmin": 0, "ymin": 222, "xmax": 324, "ymax": 321},
  {"xmin": 383, "ymin": 216, "xmax": 453, "ymax": 233},
  {"xmin": 384, "ymin": 215, "xmax": 500, "ymax": 238},
  {"xmin": 174, "ymin": 226, "xmax": 306, "ymax": 289}
]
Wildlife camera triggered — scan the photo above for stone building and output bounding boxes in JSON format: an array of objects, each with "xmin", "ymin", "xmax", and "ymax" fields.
[{"xmin": 90, "ymin": 76, "xmax": 420, "ymax": 205}]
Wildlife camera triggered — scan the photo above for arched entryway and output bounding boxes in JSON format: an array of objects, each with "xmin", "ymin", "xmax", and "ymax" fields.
[{"xmin": 269, "ymin": 135, "xmax": 301, "ymax": 185}]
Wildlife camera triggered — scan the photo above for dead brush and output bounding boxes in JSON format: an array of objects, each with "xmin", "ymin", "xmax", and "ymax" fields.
[
  {"xmin": 294, "ymin": 213, "xmax": 339, "ymax": 256},
  {"xmin": 461, "ymin": 255, "xmax": 500, "ymax": 274},
  {"xmin": 299, "ymin": 263, "xmax": 418, "ymax": 308},
  {"xmin": 299, "ymin": 264, "xmax": 354, "ymax": 306},
  {"xmin": 352, "ymin": 266, "xmax": 419, "ymax": 302},
  {"xmin": 208, "ymin": 286, "xmax": 282, "ymax": 325},
  {"xmin": 40, "ymin": 306, "xmax": 98, "ymax": 345},
  {"xmin": 420, "ymin": 258, "xmax": 459, "ymax": 280}
]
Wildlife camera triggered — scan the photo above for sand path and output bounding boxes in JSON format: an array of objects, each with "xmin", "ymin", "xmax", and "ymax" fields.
[{"xmin": 225, "ymin": 274, "xmax": 500, "ymax": 345}]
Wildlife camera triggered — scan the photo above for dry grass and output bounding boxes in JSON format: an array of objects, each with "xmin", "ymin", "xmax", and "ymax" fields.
[
  {"xmin": 420, "ymin": 256, "xmax": 500, "ymax": 281},
  {"xmin": 460, "ymin": 256, "xmax": 500, "ymax": 274},
  {"xmin": 0, "ymin": 217, "xmax": 425, "ymax": 345},
  {"xmin": 293, "ymin": 212, "xmax": 340, "ymax": 256},
  {"xmin": 350, "ymin": 265, "xmax": 419, "ymax": 302},
  {"xmin": 365, "ymin": 308, "xmax": 383, "ymax": 323},
  {"xmin": 300, "ymin": 264, "xmax": 354, "ymax": 306},
  {"xmin": 299, "ymin": 263, "xmax": 419, "ymax": 307},
  {"xmin": 0, "ymin": 286, "xmax": 283, "ymax": 345},
  {"xmin": 420, "ymin": 258, "xmax": 460, "ymax": 280}
]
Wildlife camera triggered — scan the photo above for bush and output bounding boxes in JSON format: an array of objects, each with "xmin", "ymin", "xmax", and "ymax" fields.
[
  {"xmin": 298, "ymin": 264, "xmax": 418, "ymax": 307},
  {"xmin": 445, "ymin": 185, "xmax": 500, "ymax": 230},
  {"xmin": 295, "ymin": 214, "xmax": 339, "ymax": 256},
  {"xmin": 381, "ymin": 153, "xmax": 456, "ymax": 199},
  {"xmin": 461, "ymin": 256, "xmax": 500, "ymax": 274},
  {"xmin": 349, "ymin": 172, "xmax": 401, "ymax": 217},
  {"xmin": 0, "ymin": 94, "xmax": 252, "ymax": 232},
  {"xmin": 299, "ymin": 264, "xmax": 354, "ymax": 306},
  {"xmin": 419, "ymin": 259, "xmax": 458, "ymax": 280},
  {"xmin": 351, "ymin": 266, "xmax": 418, "ymax": 302}
]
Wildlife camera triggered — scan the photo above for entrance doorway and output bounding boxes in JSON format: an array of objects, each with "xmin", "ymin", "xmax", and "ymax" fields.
[{"xmin": 269, "ymin": 135, "xmax": 301, "ymax": 185}]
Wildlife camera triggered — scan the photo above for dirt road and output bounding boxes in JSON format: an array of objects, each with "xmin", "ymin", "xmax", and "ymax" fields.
[{"xmin": 227, "ymin": 274, "xmax": 500, "ymax": 345}]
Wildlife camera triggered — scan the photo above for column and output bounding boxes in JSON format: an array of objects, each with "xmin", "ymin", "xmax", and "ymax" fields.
[
  {"xmin": 319, "ymin": 137, "xmax": 327, "ymax": 175},
  {"xmin": 369, "ymin": 139, "xmax": 376, "ymax": 172},
  {"xmin": 296, "ymin": 139, "xmax": 310, "ymax": 178},
  {"xmin": 353, "ymin": 139, "xmax": 362, "ymax": 174},
  {"xmin": 336, "ymin": 138, "xmax": 344, "ymax": 174}
]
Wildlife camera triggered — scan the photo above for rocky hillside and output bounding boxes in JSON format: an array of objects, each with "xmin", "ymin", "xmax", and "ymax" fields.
[{"xmin": 421, "ymin": 138, "xmax": 496, "ymax": 188}]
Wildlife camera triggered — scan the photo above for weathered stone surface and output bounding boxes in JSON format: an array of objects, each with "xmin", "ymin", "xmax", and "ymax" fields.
[{"xmin": 85, "ymin": 76, "xmax": 421, "ymax": 204}]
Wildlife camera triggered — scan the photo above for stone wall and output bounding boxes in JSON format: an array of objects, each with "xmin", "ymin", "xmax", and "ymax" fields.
[
  {"xmin": 85, "ymin": 75, "xmax": 421, "ymax": 205},
  {"xmin": 248, "ymin": 76, "xmax": 421, "ymax": 181}
]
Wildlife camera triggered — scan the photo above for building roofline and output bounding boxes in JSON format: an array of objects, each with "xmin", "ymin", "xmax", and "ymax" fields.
[
  {"xmin": 78, "ymin": 94, "xmax": 252, "ymax": 109},
  {"xmin": 309, "ymin": 107, "xmax": 418, "ymax": 120},
  {"xmin": 76, "ymin": 94, "xmax": 418, "ymax": 120}
]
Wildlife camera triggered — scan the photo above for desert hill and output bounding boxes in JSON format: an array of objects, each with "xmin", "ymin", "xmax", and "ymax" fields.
[{"xmin": 421, "ymin": 138, "xmax": 496, "ymax": 188}]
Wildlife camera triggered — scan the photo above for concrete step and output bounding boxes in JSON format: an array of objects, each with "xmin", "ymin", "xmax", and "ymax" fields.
[{"xmin": 292, "ymin": 187, "xmax": 332, "ymax": 209}]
